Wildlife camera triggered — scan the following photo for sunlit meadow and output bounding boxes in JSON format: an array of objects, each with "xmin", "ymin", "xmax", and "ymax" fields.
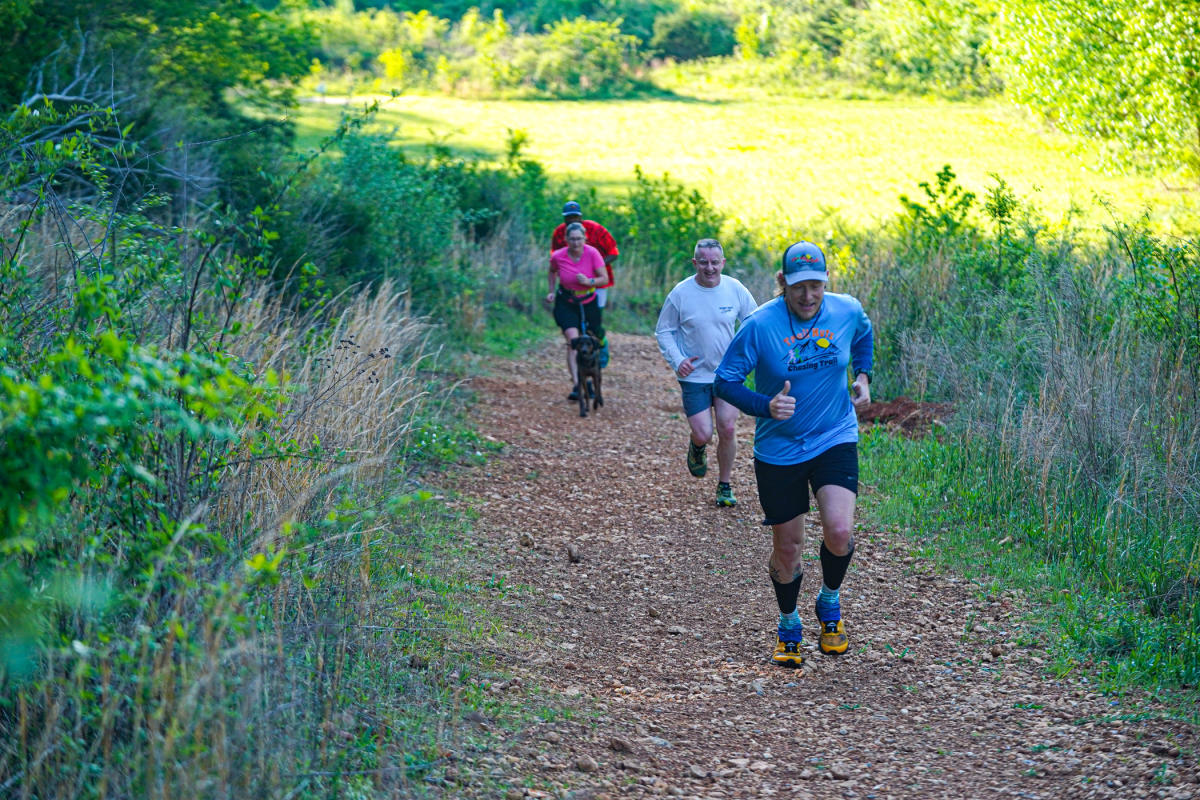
[{"xmin": 294, "ymin": 92, "xmax": 1197, "ymax": 235}]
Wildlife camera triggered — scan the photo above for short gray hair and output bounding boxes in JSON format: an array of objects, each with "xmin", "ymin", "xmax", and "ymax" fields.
[
  {"xmin": 566, "ymin": 222, "xmax": 586, "ymax": 236},
  {"xmin": 694, "ymin": 237, "xmax": 723, "ymax": 256}
]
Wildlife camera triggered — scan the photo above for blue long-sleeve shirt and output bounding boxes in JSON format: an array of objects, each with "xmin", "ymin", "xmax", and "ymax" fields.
[{"xmin": 714, "ymin": 292, "xmax": 873, "ymax": 465}]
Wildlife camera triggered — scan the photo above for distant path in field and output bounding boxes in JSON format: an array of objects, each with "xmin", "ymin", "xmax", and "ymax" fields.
[{"xmin": 461, "ymin": 332, "xmax": 1198, "ymax": 800}]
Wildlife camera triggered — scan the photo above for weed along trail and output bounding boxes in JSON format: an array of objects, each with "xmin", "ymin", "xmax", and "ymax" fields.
[{"xmin": 460, "ymin": 332, "xmax": 1199, "ymax": 800}]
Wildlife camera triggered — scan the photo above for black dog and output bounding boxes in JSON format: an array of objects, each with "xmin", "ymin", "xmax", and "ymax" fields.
[{"xmin": 570, "ymin": 333, "xmax": 604, "ymax": 418}]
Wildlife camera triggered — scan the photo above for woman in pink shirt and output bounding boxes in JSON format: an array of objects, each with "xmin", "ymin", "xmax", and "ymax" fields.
[{"xmin": 546, "ymin": 222, "xmax": 608, "ymax": 401}]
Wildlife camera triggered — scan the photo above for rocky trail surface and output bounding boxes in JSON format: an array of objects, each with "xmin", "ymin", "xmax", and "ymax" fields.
[{"xmin": 452, "ymin": 332, "xmax": 1197, "ymax": 800}]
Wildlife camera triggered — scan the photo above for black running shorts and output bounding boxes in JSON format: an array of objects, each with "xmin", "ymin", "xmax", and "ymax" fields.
[
  {"xmin": 754, "ymin": 442, "xmax": 859, "ymax": 526},
  {"xmin": 553, "ymin": 288, "xmax": 604, "ymax": 338}
]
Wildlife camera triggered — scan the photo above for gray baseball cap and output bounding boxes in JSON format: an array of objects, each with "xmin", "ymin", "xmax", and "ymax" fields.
[{"xmin": 781, "ymin": 240, "xmax": 828, "ymax": 284}]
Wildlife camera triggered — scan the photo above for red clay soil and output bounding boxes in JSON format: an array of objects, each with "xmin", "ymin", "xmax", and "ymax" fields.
[
  {"xmin": 855, "ymin": 397, "xmax": 952, "ymax": 437},
  {"xmin": 446, "ymin": 332, "xmax": 1198, "ymax": 800}
]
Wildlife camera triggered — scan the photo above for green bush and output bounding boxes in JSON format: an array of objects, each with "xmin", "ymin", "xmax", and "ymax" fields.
[
  {"xmin": 2, "ymin": 95, "xmax": 512, "ymax": 797},
  {"xmin": 512, "ymin": 17, "xmax": 641, "ymax": 97},
  {"xmin": 839, "ymin": 0, "xmax": 998, "ymax": 97},
  {"xmin": 603, "ymin": 165, "xmax": 724, "ymax": 311},
  {"xmin": 329, "ymin": 132, "xmax": 463, "ymax": 297},
  {"xmin": 755, "ymin": 0, "xmax": 857, "ymax": 69},
  {"xmin": 299, "ymin": 4, "xmax": 654, "ymax": 97},
  {"xmin": 650, "ymin": 5, "xmax": 737, "ymax": 61}
]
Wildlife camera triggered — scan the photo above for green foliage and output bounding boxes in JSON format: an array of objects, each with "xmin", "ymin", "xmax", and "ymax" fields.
[
  {"xmin": 991, "ymin": 0, "xmax": 1200, "ymax": 176},
  {"xmin": 897, "ymin": 164, "xmax": 978, "ymax": 255},
  {"xmin": 1, "ymin": 90, "xmax": 527, "ymax": 797},
  {"xmin": 331, "ymin": 132, "xmax": 464, "ymax": 295},
  {"xmin": 613, "ymin": 165, "xmax": 724, "ymax": 291},
  {"xmin": 270, "ymin": 121, "xmax": 560, "ymax": 322},
  {"xmin": 774, "ymin": 0, "xmax": 856, "ymax": 64},
  {"xmin": 650, "ymin": 5, "xmax": 737, "ymax": 61},
  {"xmin": 0, "ymin": 99, "xmax": 287, "ymax": 679},
  {"xmin": 374, "ymin": 0, "xmax": 675, "ymax": 44},
  {"xmin": 861, "ymin": 429, "xmax": 1200, "ymax": 695},
  {"xmin": 514, "ymin": 16, "xmax": 641, "ymax": 97},
  {"xmin": 0, "ymin": 332, "xmax": 263, "ymax": 549},
  {"xmin": 125, "ymin": 0, "xmax": 312, "ymax": 112},
  {"xmin": 840, "ymin": 0, "xmax": 998, "ymax": 97},
  {"xmin": 2, "ymin": 1, "xmax": 314, "ymax": 212},
  {"xmin": 842, "ymin": 166, "xmax": 1200, "ymax": 700},
  {"xmin": 1106, "ymin": 218, "xmax": 1200, "ymax": 387},
  {"xmin": 719, "ymin": 0, "xmax": 999, "ymax": 98},
  {"xmin": 298, "ymin": 4, "xmax": 647, "ymax": 97}
]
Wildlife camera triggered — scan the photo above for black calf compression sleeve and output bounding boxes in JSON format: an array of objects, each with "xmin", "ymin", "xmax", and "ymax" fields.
[
  {"xmin": 770, "ymin": 572, "xmax": 804, "ymax": 614},
  {"xmin": 819, "ymin": 540, "xmax": 855, "ymax": 590}
]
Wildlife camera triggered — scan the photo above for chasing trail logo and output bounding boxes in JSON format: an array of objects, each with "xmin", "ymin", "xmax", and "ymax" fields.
[
  {"xmin": 781, "ymin": 330, "xmax": 839, "ymax": 372},
  {"xmin": 789, "ymin": 252, "xmax": 820, "ymax": 267}
]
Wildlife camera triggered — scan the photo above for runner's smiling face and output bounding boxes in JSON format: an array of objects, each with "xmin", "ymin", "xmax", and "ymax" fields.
[
  {"xmin": 692, "ymin": 246, "xmax": 725, "ymax": 288},
  {"xmin": 566, "ymin": 229, "xmax": 586, "ymax": 257},
  {"xmin": 784, "ymin": 279, "xmax": 825, "ymax": 321}
]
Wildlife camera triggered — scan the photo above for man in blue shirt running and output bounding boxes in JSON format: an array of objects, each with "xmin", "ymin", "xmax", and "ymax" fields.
[{"xmin": 714, "ymin": 240, "xmax": 873, "ymax": 666}]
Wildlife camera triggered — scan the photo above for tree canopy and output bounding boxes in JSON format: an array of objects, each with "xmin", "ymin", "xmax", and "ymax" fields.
[{"xmin": 991, "ymin": 0, "xmax": 1200, "ymax": 176}]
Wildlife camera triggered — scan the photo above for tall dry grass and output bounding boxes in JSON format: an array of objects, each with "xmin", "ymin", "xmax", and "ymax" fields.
[
  {"xmin": 852, "ymin": 225, "xmax": 1200, "ymax": 687},
  {"xmin": 214, "ymin": 281, "xmax": 431, "ymax": 537},
  {"xmin": 1, "ymin": 268, "xmax": 483, "ymax": 798}
]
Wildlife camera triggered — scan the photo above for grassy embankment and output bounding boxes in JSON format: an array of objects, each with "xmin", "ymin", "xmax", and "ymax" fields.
[
  {"xmin": 1, "ymin": 211, "xmax": 564, "ymax": 798},
  {"xmin": 298, "ymin": 90, "xmax": 1200, "ymax": 712}
]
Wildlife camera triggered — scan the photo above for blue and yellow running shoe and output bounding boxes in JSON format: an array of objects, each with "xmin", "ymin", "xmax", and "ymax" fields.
[
  {"xmin": 816, "ymin": 597, "xmax": 848, "ymax": 655},
  {"xmin": 772, "ymin": 626, "xmax": 805, "ymax": 667}
]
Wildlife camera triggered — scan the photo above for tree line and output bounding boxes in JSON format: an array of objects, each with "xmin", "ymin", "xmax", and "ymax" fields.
[{"xmin": 3, "ymin": 1, "xmax": 1198, "ymax": 178}]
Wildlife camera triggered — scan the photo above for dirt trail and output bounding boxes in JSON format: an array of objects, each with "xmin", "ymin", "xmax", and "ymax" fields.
[{"xmin": 457, "ymin": 332, "xmax": 1198, "ymax": 800}]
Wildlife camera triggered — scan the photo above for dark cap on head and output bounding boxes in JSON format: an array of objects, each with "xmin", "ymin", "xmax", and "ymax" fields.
[
  {"xmin": 562, "ymin": 201, "xmax": 582, "ymax": 217},
  {"xmin": 781, "ymin": 241, "xmax": 828, "ymax": 284}
]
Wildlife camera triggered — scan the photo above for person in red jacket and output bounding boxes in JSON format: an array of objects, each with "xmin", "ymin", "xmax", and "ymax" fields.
[{"xmin": 551, "ymin": 201, "xmax": 618, "ymax": 367}]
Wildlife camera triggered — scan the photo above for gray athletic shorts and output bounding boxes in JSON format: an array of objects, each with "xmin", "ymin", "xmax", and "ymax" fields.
[{"xmin": 679, "ymin": 380, "xmax": 715, "ymax": 417}]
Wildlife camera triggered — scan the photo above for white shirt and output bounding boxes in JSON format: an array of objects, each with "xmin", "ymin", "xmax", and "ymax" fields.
[{"xmin": 655, "ymin": 274, "xmax": 759, "ymax": 384}]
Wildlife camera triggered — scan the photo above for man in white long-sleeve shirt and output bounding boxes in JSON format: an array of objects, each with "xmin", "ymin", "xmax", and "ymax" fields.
[{"xmin": 655, "ymin": 238, "xmax": 759, "ymax": 507}]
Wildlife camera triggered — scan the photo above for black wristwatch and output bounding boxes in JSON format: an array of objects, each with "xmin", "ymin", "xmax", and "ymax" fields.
[{"xmin": 856, "ymin": 370, "xmax": 872, "ymax": 384}]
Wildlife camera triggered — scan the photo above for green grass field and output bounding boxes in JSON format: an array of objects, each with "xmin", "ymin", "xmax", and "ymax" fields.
[{"xmin": 294, "ymin": 92, "xmax": 1197, "ymax": 234}]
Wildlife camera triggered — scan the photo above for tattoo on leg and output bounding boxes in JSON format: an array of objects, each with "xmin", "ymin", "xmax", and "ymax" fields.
[{"xmin": 768, "ymin": 561, "xmax": 804, "ymax": 584}]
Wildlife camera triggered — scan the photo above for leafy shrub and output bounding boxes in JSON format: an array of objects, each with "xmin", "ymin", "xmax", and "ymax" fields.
[
  {"xmin": 896, "ymin": 164, "xmax": 978, "ymax": 257},
  {"xmin": 328, "ymin": 132, "xmax": 465, "ymax": 301},
  {"xmin": 991, "ymin": 0, "xmax": 1200, "ymax": 175},
  {"xmin": 754, "ymin": 0, "xmax": 857, "ymax": 68},
  {"xmin": 849, "ymin": 170, "xmax": 1200, "ymax": 695},
  {"xmin": 512, "ymin": 17, "xmax": 641, "ymax": 97},
  {"xmin": 650, "ymin": 5, "xmax": 737, "ymax": 61},
  {"xmin": 1, "ymin": 95, "xmax": 503, "ymax": 798},
  {"xmin": 609, "ymin": 165, "xmax": 724, "ymax": 299},
  {"xmin": 839, "ymin": 0, "xmax": 998, "ymax": 97}
]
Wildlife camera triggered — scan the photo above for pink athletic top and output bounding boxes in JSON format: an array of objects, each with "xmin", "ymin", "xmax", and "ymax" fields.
[{"xmin": 550, "ymin": 244, "xmax": 606, "ymax": 303}]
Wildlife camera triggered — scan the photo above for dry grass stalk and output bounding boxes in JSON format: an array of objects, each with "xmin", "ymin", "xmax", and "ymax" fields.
[{"xmin": 212, "ymin": 280, "xmax": 430, "ymax": 539}]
